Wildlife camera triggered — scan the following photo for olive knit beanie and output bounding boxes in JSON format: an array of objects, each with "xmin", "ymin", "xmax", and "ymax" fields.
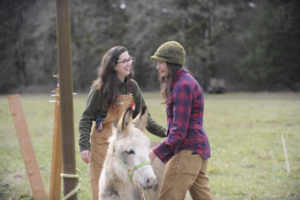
[{"xmin": 151, "ymin": 41, "xmax": 186, "ymax": 65}]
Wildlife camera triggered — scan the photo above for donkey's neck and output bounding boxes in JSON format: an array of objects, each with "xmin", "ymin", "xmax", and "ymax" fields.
[
  {"xmin": 100, "ymin": 153, "xmax": 142, "ymax": 200},
  {"xmin": 101, "ymin": 170, "xmax": 141, "ymax": 200}
]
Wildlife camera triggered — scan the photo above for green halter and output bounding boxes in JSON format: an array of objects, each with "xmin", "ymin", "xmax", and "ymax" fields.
[
  {"xmin": 113, "ymin": 141, "xmax": 152, "ymax": 200},
  {"xmin": 117, "ymin": 156, "xmax": 151, "ymax": 183},
  {"xmin": 113, "ymin": 141, "xmax": 151, "ymax": 183}
]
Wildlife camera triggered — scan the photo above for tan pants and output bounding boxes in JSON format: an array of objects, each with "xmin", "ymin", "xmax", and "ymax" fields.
[
  {"xmin": 89, "ymin": 126, "xmax": 110, "ymax": 200},
  {"xmin": 158, "ymin": 150, "xmax": 214, "ymax": 200}
]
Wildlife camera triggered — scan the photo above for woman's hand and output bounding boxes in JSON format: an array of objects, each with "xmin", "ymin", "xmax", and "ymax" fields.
[
  {"xmin": 81, "ymin": 150, "xmax": 91, "ymax": 164},
  {"xmin": 149, "ymin": 150, "xmax": 157, "ymax": 164}
]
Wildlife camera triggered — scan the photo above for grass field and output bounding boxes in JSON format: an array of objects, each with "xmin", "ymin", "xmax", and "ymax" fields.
[{"xmin": 0, "ymin": 92, "xmax": 300, "ymax": 199}]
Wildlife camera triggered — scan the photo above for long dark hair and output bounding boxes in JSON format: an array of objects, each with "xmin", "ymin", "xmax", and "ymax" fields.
[
  {"xmin": 159, "ymin": 62, "xmax": 181, "ymax": 103},
  {"xmin": 93, "ymin": 46, "xmax": 133, "ymax": 109}
]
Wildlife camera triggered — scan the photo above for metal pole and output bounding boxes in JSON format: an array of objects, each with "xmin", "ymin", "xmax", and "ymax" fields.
[{"xmin": 55, "ymin": 0, "xmax": 77, "ymax": 199}]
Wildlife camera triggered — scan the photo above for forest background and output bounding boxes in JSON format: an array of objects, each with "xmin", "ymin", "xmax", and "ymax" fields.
[{"xmin": 0, "ymin": 0, "xmax": 300, "ymax": 94}]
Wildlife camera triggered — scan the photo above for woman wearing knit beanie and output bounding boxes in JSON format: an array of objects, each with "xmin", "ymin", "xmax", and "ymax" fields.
[{"xmin": 150, "ymin": 41, "xmax": 214, "ymax": 200}]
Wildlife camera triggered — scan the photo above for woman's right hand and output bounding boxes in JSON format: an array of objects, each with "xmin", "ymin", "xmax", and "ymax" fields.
[
  {"xmin": 80, "ymin": 150, "xmax": 91, "ymax": 164},
  {"xmin": 149, "ymin": 149, "xmax": 157, "ymax": 164}
]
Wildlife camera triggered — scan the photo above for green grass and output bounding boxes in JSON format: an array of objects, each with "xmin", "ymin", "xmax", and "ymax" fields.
[{"xmin": 1, "ymin": 92, "xmax": 300, "ymax": 199}]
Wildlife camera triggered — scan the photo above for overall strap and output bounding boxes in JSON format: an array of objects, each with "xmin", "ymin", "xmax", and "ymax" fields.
[
  {"xmin": 127, "ymin": 80, "xmax": 136, "ymax": 111},
  {"xmin": 128, "ymin": 79, "xmax": 133, "ymax": 95}
]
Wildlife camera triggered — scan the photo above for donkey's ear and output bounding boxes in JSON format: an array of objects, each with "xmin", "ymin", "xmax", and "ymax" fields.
[
  {"xmin": 133, "ymin": 105, "xmax": 148, "ymax": 131},
  {"xmin": 119, "ymin": 107, "xmax": 133, "ymax": 132}
]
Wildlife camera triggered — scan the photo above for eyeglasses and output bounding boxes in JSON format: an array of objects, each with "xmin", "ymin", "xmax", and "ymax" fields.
[{"xmin": 117, "ymin": 57, "xmax": 135, "ymax": 64}]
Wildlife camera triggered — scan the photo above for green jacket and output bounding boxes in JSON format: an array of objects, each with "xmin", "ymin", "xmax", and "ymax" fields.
[{"xmin": 79, "ymin": 78, "xmax": 166, "ymax": 151}]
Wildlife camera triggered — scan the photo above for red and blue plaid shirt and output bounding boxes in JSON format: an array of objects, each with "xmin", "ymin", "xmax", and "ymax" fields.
[{"xmin": 153, "ymin": 68, "xmax": 211, "ymax": 163}]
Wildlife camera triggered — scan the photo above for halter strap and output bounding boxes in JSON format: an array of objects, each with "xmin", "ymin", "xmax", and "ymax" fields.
[
  {"xmin": 116, "ymin": 154, "xmax": 151, "ymax": 183},
  {"xmin": 128, "ymin": 79, "xmax": 133, "ymax": 95},
  {"xmin": 113, "ymin": 141, "xmax": 151, "ymax": 182},
  {"xmin": 112, "ymin": 141, "xmax": 152, "ymax": 200}
]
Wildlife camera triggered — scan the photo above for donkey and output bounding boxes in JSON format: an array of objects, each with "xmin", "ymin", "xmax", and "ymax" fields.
[{"xmin": 99, "ymin": 106, "xmax": 158, "ymax": 200}]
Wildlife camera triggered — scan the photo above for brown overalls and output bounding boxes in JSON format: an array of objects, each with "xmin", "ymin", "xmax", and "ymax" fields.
[{"xmin": 89, "ymin": 94, "xmax": 133, "ymax": 200}]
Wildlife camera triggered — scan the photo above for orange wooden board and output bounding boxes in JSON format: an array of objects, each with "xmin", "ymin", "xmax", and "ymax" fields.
[
  {"xmin": 49, "ymin": 88, "xmax": 62, "ymax": 200},
  {"xmin": 8, "ymin": 95, "xmax": 47, "ymax": 200}
]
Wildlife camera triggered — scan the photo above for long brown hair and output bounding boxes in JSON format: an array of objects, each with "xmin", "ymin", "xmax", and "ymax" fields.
[
  {"xmin": 93, "ymin": 46, "xmax": 133, "ymax": 108},
  {"xmin": 159, "ymin": 62, "xmax": 181, "ymax": 103}
]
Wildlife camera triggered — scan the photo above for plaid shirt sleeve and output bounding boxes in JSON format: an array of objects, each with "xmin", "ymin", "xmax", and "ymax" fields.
[{"xmin": 153, "ymin": 80, "xmax": 193, "ymax": 163}]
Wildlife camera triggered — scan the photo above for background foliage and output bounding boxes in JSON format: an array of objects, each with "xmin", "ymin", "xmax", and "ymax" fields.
[{"xmin": 0, "ymin": 0, "xmax": 300, "ymax": 93}]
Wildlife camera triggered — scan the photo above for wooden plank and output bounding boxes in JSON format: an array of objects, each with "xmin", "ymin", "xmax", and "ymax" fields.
[
  {"xmin": 49, "ymin": 88, "xmax": 62, "ymax": 200},
  {"xmin": 7, "ymin": 95, "xmax": 47, "ymax": 200},
  {"xmin": 281, "ymin": 134, "xmax": 291, "ymax": 173}
]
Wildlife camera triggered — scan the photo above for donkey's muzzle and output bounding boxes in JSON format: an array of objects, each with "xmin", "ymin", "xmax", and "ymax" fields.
[{"xmin": 143, "ymin": 176, "xmax": 157, "ymax": 189}]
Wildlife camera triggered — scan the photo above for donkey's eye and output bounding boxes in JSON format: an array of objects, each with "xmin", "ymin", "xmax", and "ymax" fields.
[{"xmin": 126, "ymin": 150, "xmax": 135, "ymax": 154}]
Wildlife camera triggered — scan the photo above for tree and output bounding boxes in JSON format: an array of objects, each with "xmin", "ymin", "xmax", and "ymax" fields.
[
  {"xmin": 1, "ymin": 0, "xmax": 299, "ymax": 93},
  {"xmin": 70, "ymin": 0, "xmax": 129, "ymax": 91},
  {"xmin": 237, "ymin": 0, "xmax": 300, "ymax": 91},
  {"xmin": 0, "ymin": 0, "xmax": 35, "ymax": 93}
]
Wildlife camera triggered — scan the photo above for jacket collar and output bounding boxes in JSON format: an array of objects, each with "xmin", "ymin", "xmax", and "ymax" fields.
[{"xmin": 171, "ymin": 68, "xmax": 187, "ymax": 88}]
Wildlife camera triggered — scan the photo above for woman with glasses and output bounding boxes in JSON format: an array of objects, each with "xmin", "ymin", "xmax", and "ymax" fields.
[{"xmin": 79, "ymin": 46, "xmax": 166, "ymax": 200}]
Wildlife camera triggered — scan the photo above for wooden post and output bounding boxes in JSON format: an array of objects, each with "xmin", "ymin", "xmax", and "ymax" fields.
[
  {"xmin": 55, "ymin": 0, "xmax": 77, "ymax": 199},
  {"xmin": 49, "ymin": 87, "xmax": 62, "ymax": 200},
  {"xmin": 7, "ymin": 95, "xmax": 47, "ymax": 200}
]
